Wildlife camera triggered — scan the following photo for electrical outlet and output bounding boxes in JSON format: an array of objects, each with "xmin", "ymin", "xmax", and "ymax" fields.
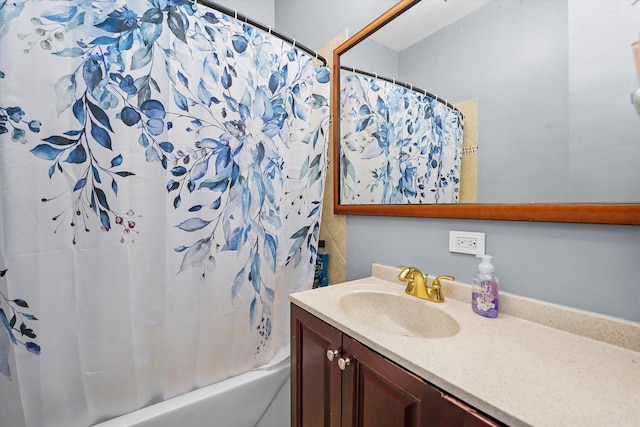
[
  {"xmin": 449, "ymin": 231, "xmax": 485, "ymax": 255},
  {"xmin": 456, "ymin": 237, "xmax": 477, "ymax": 249}
]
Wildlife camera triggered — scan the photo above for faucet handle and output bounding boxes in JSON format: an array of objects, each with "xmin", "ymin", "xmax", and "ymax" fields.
[
  {"xmin": 426, "ymin": 275, "xmax": 453, "ymax": 303},
  {"xmin": 432, "ymin": 275, "xmax": 455, "ymax": 288}
]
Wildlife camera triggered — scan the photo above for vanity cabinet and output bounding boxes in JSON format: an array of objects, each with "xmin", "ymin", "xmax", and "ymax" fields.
[{"xmin": 291, "ymin": 304, "xmax": 503, "ymax": 427}]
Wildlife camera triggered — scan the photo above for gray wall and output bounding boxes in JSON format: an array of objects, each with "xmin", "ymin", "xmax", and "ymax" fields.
[
  {"xmin": 274, "ymin": 0, "xmax": 396, "ymax": 51},
  {"xmin": 216, "ymin": 0, "xmax": 640, "ymax": 323},
  {"xmin": 347, "ymin": 217, "xmax": 640, "ymax": 322},
  {"xmin": 215, "ymin": 0, "xmax": 275, "ymax": 27}
]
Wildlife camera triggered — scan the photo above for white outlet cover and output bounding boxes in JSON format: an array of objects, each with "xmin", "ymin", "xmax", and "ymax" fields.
[{"xmin": 449, "ymin": 231, "xmax": 485, "ymax": 255}]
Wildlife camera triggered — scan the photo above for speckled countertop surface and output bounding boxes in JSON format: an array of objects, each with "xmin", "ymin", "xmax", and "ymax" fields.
[{"xmin": 289, "ymin": 264, "xmax": 640, "ymax": 427}]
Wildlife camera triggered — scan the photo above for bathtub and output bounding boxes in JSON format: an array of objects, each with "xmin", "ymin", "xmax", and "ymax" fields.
[{"xmin": 94, "ymin": 357, "xmax": 290, "ymax": 427}]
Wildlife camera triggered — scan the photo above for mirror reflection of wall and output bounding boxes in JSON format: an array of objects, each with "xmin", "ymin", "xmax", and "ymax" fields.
[{"xmin": 340, "ymin": 0, "xmax": 640, "ymax": 204}]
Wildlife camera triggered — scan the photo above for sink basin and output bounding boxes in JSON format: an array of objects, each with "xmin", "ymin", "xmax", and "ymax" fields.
[{"xmin": 339, "ymin": 291, "xmax": 460, "ymax": 338}]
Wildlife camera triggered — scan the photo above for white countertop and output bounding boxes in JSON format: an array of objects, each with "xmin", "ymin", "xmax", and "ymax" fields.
[{"xmin": 289, "ymin": 264, "xmax": 640, "ymax": 427}]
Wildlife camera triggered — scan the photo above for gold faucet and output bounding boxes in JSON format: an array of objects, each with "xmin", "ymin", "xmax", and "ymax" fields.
[{"xmin": 398, "ymin": 267, "xmax": 454, "ymax": 303}]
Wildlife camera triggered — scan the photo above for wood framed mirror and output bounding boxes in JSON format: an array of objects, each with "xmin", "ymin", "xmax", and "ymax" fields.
[{"xmin": 332, "ymin": 0, "xmax": 640, "ymax": 224}]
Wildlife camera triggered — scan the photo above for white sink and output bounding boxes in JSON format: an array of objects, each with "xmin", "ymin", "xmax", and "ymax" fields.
[{"xmin": 339, "ymin": 290, "xmax": 460, "ymax": 338}]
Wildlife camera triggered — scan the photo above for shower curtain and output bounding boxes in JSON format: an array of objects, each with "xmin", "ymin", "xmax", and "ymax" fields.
[
  {"xmin": 0, "ymin": 1, "xmax": 330, "ymax": 426},
  {"xmin": 340, "ymin": 71, "xmax": 463, "ymax": 204}
]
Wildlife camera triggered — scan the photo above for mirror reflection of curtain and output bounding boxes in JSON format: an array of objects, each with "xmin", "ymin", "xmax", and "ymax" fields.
[
  {"xmin": 0, "ymin": 1, "xmax": 329, "ymax": 425},
  {"xmin": 340, "ymin": 72, "xmax": 463, "ymax": 204}
]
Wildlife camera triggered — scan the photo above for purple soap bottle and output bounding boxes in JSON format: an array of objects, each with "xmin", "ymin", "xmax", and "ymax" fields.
[{"xmin": 472, "ymin": 255, "xmax": 499, "ymax": 318}]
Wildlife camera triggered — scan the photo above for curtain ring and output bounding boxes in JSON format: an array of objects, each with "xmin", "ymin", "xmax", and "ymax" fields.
[
  {"xmin": 292, "ymin": 38, "xmax": 296, "ymax": 48},
  {"xmin": 267, "ymin": 25, "xmax": 272, "ymax": 34},
  {"xmin": 410, "ymin": 84, "xmax": 413, "ymax": 91},
  {"xmin": 234, "ymin": 9, "xmax": 237, "ymax": 19},
  {"xmin": 392, "ymin": 79, "xmax": 396, "ymax": 85},
  {"xmin": 315, "ymin": 51, "xmax": 318, "ymax": 60}
]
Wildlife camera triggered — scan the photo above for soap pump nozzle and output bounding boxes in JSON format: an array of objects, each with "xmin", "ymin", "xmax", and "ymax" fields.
[{"xmin": 476, "ymin": 254, "xmax": 494, "ymax": 273}]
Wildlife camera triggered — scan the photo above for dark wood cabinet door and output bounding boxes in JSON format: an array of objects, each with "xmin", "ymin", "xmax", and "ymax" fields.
[
  {"xmin": 340, "ymin": 335, "xmax": 442, "ymax": 427},
  {"xmin": 291, "ymin": 304, "xmax": 343, "ymax": 427}
]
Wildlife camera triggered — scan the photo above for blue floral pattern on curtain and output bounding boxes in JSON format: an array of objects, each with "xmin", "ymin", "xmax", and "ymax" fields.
[
  {"xmin": 0, "ymin": 269, "xmax": 40, "ymax": 381},
  {"xmin": 340, "ymin": 72, "xmax": 463, "ymax": 204},
  {"xmin": 0, "ymin": 1, "xmax": 328, "ymax": 424}
]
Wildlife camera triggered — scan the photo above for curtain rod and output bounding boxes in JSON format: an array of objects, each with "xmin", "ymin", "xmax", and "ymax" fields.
[
  {"xmin": 193, "ymin": 0, "xmax": 328, "ymax": 67},
  {"xmin": 340, "ymin": 65, "xmax": 463, "ymax": 117}
]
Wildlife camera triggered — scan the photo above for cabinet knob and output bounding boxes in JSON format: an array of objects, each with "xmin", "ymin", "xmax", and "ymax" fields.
[
  {"xmin": 338, "ymin": 357, "xmax": 351, "ymax": 370},
  {"xmin": 326, "ymin": 349, "xmax": 339, "ymax": 362}
]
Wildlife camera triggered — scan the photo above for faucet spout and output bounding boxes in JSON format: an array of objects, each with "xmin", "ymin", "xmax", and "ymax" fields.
[{"xmin": 398, "ymin": 266, "xmax": 429, "ymax": 300}]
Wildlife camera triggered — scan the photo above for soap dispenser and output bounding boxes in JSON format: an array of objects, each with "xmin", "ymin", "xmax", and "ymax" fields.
[{"xmin": 472, "ymin": 254, "xmax": 499, "ymax": 318}]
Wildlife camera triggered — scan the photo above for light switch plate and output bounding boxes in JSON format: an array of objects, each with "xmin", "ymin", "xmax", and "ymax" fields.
[{"xmin": 449, "ymin": 231, "xmax": 485, "ymax": 255}]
